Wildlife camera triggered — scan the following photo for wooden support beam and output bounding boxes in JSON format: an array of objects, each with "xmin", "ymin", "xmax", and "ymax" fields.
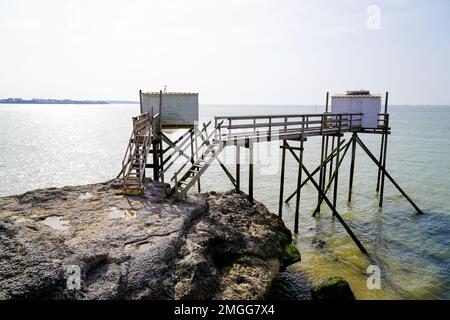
[
  {"xmin": 294, "ymin": 117, "xmax": 305, "ymax": 233},
  {"xmin": 159, "ymin": 139, "xmax": 164, "ymax": 183},
  {"xmin": 348, "ymin": 133, "xmax": 357, "ymax": 202},
  {"xmin": 323, "ymin": 135, "xmax": 329, "ymax": 195},
  {"xmin": 379, "ymin": 120, "xmax": 389, "ymax": 208},
  {"xmin": 190, "ymin": 131, "xmax": 195, "ymax": 189},
  {"xmin": 329, "ymin": 136, "xmax": 335, "ymax": 182},
  {"xmin": 313, "ymin": 139, "xmax": 351, "ymax": 217},
  {"xmin": 152, "ymin": 140, "xmax": 160, "ymax": 181},
  {"xmin": 377, "ymin": 92, "xmax": 389, "ymax": 192},
  {"xmin": 285, "ymin": 141, "xmax": 368, "ymax": 254},
  {"xmin": 278, "ymin": 140, "xmax": 287, "ymax": 217},
  {"xmin": 376, "ymin": 133, "xmax": 385, "ymax": 192},
  {"xmin": 317, "ymin": 134, "xmax": 326, "ymax": 214},
  {"xmin": 194, "ymin": 127, "xmax": 201, "ymax": 193},
  {"xmin": 236, "ymin": 144, "xmax": 240, "ymax": 192},
  {"xmin": 139, "ymin": 89, "xmax": 143, "ymax": 114},
  {"xmin": 333, "ymin": 117, "xmax": 342, "ymax": 211},
  {"xmin": 355, "ymin": 135, "xmax": 423, "ymax": 214},
  {"xmin": 284, "ymin": 139, "xmax": 349, "ymax": 203},
  {"xmin": 249, "ymin": 142, "xmax": 254, "ymax": 203}
]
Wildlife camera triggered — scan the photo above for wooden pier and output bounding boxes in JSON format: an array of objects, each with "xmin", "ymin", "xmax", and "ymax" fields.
[{"xmin": 119, "ymin": 91, "xmax": 423, "ymax": 255}]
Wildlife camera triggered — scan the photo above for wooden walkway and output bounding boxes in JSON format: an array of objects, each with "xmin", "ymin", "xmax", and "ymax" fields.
[{"xmin": 119, "ymin": 105, "xmax": 423, "ymax": 255}]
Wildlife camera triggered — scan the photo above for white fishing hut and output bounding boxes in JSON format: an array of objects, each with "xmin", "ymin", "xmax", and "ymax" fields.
[
  {"xmin": 331, "ymin": 90, "xmax": 382, "ymax": 129},
  {"xmin": 140, "ymin": 91, "xmax": 199, "ymax": 128}
]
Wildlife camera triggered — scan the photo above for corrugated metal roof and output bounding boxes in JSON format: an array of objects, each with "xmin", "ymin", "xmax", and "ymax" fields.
[
  {"xmin": 332, "ymin": 90, "xmax": 382, "ymax": 98},
  {"xmin": 332, "ymin": 94, "xmax": 382, "ymax": 98},
  {"xmin": 143, "ymin": 92, "xmax": 198, "ymax": 95}
]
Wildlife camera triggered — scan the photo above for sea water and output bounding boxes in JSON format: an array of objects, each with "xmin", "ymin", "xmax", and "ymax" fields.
[{"xmin": 0, "ymin": 103, "xmax": 449, "ymax": 299}]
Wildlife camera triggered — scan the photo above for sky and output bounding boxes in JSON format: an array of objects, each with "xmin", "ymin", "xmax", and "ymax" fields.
[{"xmin": 0, "ymin": 0, "xmax": 449, "ymax": 105}]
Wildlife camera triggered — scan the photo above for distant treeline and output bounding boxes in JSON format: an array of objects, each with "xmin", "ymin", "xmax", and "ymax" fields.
[{"xmin": 0, "ymin": 98, "xmax": 139, "ymax": 104}]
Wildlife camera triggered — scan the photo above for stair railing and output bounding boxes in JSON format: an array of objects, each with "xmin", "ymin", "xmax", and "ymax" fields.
[{"xmin": 171, "ymin": 121, "xmax": 224, "ymax": 193}]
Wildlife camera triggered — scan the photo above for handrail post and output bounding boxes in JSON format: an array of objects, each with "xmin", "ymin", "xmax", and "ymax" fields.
[{"xmin": 268, "ymin": 117, "xmax": 272, "ymax": 141}]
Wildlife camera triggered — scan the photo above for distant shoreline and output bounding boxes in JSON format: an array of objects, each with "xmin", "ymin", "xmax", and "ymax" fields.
[{"xmin": 0, "ymin": 98, "xmax": 139, "ymax": 105}]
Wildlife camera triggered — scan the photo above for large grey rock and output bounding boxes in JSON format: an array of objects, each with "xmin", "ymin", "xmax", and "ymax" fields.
[{"xmin": 0, "ymin": 179, "xmax": 300, "ymax": 300}]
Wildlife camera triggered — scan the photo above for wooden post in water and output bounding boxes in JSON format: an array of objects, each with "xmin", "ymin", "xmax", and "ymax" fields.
[
  {"xmin": 313, "ymin": 140, "xmax": 351, "ymax": 216},
  {"xmin": 317, "ymin": 134, "xmax": 326, "ymax": 214},
  {"xmin": 323, "ymin": 135, "xmax": 329, "ymax": 192},
  {"xmin": 377, "ymin": 92, "xmax": 389, "ymax": 192},
  {"xmin": 348, "ymin": 133, "xmax": 357, "ymax": 202},
  {"xmin": 284, "ymin": 139, "xmax": 347, "ymax": 203},
  {"xmin": 323, "ymin": 92, "xmax": 329, "ymax": 189},
  {"xmin": 355, "ymin": 135, "xmax": 423, "ymax": 214},
  {"xmin": 333, "ymin": 115, "xmax": 342, "ymax": 211},
  {"xmin": 329, "ymin": 136, "xmax": 335, "ymax": 182},
  {"xmin": 285, "ymin": 142, "xmax": 367, "ymax": 254},
  {"xmin": 278, "ymin": 140, "xmax": 287, "ymax": 217},
  {"xmin": 379, "ymin": 113, "xmax": 389, "ymax": 207},
  {"xmin": 294, "ymin": 116, "xmax": 305, "ymax": 233},
  {"xmin": 317, "ymin": 116, "xmax": 326, "ymax": 214}
]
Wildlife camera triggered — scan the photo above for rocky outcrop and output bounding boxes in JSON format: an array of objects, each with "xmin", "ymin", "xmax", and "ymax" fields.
[
  {"xmin": 0, "ymin": 179, "xmax": 300, "ymax": 300},
  {"xmin": 310, "ymin": 276, "xmax": 355, "ymax": 300}
]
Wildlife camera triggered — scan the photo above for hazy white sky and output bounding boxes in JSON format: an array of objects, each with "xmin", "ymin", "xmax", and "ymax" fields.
[{"xmin": 1, "ymin": 0, "xmax": 449, "ymax": 104}]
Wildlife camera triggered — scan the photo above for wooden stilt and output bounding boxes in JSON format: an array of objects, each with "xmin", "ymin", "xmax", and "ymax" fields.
[
  {"xmin": 278, "ymin": 140, "xmax": 286, "ymax": 217},
  {"xmin": 294, "ymin": 117, "xmax": 305, "ymax": 233},
  {"xmin": 379, "ymin": 115, "xmax": 389, "ymax": 208},
  {"xmin": 248, "ymin": 141, "xmax": 254, "ymax": 203},
  {"xmin": 139, "ymin": 89, "xmax": 143, "ymax": 114},
  {"xmin": 333, "ymin": 116, "xmax": 342, "ymax": 211},
  {"xmin": 329, "ymin": 136, "xmax": 335, "ymax": 182},
  {"xmin": 195, "ymin": 128, "xmax": 201, "ymax": 192},
  {"xmin": 348, "ymin": 133, "xmax": 357, "ymax": 202},
  {"xmin": 236, "ymin": 144, "xmax": 240, "ymax": 192},
  {"xmin": 376, "ymin": 133, "xmax": 385, "ymax": 192},
  {"xmin": 323, "ymin": 92, "xmax": 330, "ymax": 192},
  {"xmin": 284, "ymin": 139, "xmax": 349, "ymax": 203},
  {"xmin": 159, "ymin": 140, "xmax": 164, "ymax": 183},
  {"xmin": 317, "ymin": 134, "xmax": 326, "ymax": 214},
  {"xmin": 152, "ymin": 140, "xmax": 160, "ymax": 181},
  {"xmin": 313, "ymin": 140, "xmax": 351, "ymax": 216},
  {"xmin": 285, "ymin": 141, "xmax": 367, "ymax": 254},
  {"xmin": 355, "ymin": 135, "xmax": 423, "ymax": 214},
  {"xmin": 323, "ymin": 135, "xmax": 329, "ymax": 193},
  {"xmin": 377, "ymin": 92, "xmax": 389, "ymax": 192}
]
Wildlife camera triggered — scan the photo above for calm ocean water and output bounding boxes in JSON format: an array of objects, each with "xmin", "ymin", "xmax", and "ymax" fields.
[{"xmin": 0, "ymin": 103, "xmax": 449, "ymax": 299}]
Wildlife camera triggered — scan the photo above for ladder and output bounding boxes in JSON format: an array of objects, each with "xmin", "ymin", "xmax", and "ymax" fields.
[{"xmin": 120, "ymin": 113, "xmax": 153, "ymax": 195}]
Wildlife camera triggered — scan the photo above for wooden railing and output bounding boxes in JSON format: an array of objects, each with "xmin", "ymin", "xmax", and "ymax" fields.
[
  {"xmin": 119, "ymin": 112, "xmax": 157, "ymax": 190},
  {"xmin": 214, "ymin": 112, "xmax": 365, "ymax": 141},
  {"xmin": 170, "ymin": 120, "xmax": 224, "ymax": 184}
]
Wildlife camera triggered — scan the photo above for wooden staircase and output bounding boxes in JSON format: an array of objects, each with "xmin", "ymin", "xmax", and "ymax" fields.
[
  {"xmin": 168, "ymin": 121, "xmax": 224, "ymax": 198},
  {"xmin": 173, "ymin": 139, "xmax": 223, "ymax": 198},
  {"xmin": 120, "ymin": 113, "xmax": 153, "ymax": 195}
]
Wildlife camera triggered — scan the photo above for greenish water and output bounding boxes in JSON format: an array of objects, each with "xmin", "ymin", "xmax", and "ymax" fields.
[{"xmin": 0, "ymin": 103, "xmax": 449, "ymax": 299}]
